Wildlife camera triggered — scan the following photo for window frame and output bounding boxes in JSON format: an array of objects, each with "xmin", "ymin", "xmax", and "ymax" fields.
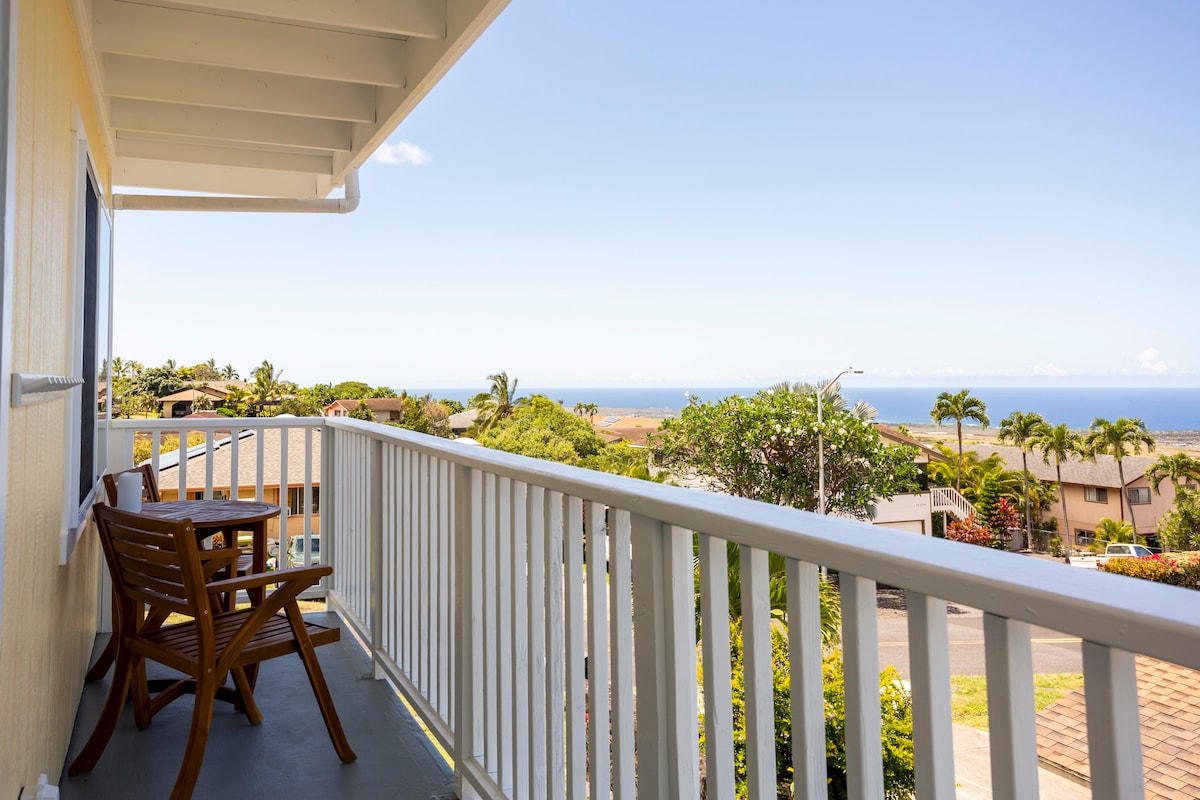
[
  {"xmin": 61, "ymin": 127, "xmax": 113, "ymax": 564},
  {"xmin": 288, "ymin": 485, "xmax": 320, "ymax": 516},
  {"xmin": 1127, "ymin": 486, "xmax": 1151, "ymax": 506},
  {"xmin": 1084, "ymin": 486, "xmax": 1108, "ymax": 504}
]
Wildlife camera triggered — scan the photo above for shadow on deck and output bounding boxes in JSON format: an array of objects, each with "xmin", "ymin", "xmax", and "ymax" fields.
[{"xmin": 61, "ymin": 612, "xmax": 454, "ymax": 799}]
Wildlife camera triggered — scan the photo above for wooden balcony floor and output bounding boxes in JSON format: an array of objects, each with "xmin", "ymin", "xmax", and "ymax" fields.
[{"xmin": 61, "ymin": 612, "xmax": 455, "ymax": 799}]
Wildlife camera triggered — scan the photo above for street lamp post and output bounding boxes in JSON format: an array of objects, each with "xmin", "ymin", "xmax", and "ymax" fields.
[{"xmin": 817, "ymin": 367, "xmax": 864, "ymax": 515}]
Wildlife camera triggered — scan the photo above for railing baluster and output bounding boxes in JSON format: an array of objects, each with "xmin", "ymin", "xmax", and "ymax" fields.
[
  {"xmin": 842, "ymin": 573, "xmax": 884, "ymax": 800},
  {"xmin": 526, "ymin": 485, "xmax": 547, "ymax": 798},
  {"xmin": 741, "ymin": 544, "xmax": 774, "ymax": 800},
  {"xmin": 564, "ymin": 495, "xmax": 585, "ymax": 800},
  {"xmin": 608, "ymin": 509, "xmax": 634, "ymax": 799},
  {"xmin": 454, "ymin": 465, "xmax": 485, "ymax": 800},
  {"xmin": 419, "ymin": 451, "xmax": 430, "ymax": 696},
  {"xmin": 497, "ymin": 476, "xmax": 514, "ymax": 793},
  {"xmin": 546, "ymin": 490, "xmax": 566, "ymax": 800},
  {"xmin": 440, "ymin": 457, "xmax": 452, "ymax": 724},
  {"xmin": 586, "ymin": 500, "xmax": 610, "ymax": 800},
  {"xmin": 786, "ymin": 558, "xmax": 827, "ymax": 800},
  {"xmin": 255, "ymin": 427, "xmax": 264, "ymax": 501},
  {"xmin": 1083, "ymin": 642, "xmax": 1144, "ymax": 800},
  {"xmin": 512, "ymin": 480, "xmax": 530, "ymax": 800},
  {"xmin": 483, "ymin": 472, "xmax": 498, "ymax": 780},
  {"xmin": 983, "ymin": 612, "xmax": 1039, "ymax": 799},
  {"xmin": 699, "ymin": 533, "xmax": 735, "ymax": 799},
  {"xmin": 204, "ymin": 430, "xmax": 214, "ymax": 498},
  {"xmin": 906, "ymin": 591, "xmax": 955, "ymax": 800}
]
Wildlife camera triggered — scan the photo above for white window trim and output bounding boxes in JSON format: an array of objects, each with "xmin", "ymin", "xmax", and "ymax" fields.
[{"xmin": 0, "ymin": 0, "xmax": 16, "ymax": 661}]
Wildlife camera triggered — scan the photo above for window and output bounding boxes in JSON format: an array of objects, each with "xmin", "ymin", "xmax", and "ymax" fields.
[
  {"xmin": 1084, "ymin": 487, "xmax": 1108, "ymax": 503},
  {"xmin": 1075, "ymin": 529, "xmax": 1094, "ymax": 546},
  {"xmin": 1127, "ymin": 487, "xmax": 1151, "ymax": 505},
  {"xmin": 189, "ymin": 490, "xmax": 229, "ymax": 501},
  {"xmin": 62, "ymin": 140, "xmax": 112, "ymax": 563},
  {"xmin": 288, "ymin": 486, "xmax": 320, "ymax": 515}
]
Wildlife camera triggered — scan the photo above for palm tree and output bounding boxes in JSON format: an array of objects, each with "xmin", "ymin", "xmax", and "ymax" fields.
[
  {"xmin": 929, "ymin": 389, "xmax": 990, "ymax": 492},
  {"xmin": 997, "ymin": 411, "xmax": 1047, "ymax": 547},
  {"xmin": 584, "ymin": 402, "xmax": 598, "ymax": 424},
  {"xmin": 765, "ymin": 380, "xmax": 877, "ymax": 422},
  {"xmin": 1145, "ymin": 452, "xmax": 1200, "ymax": 494},
  {"xmin": 475, "ymin": 371, "xmax": 525, "ymax": 432},
  {"xmin": 221, "ymin": 363, "xmax": 239, "ymax": 380},
  {"xmin": 1030, "ymin": 423, "xmax": 1084, "ymax": 550},
  {"xmin": 250, "ymin": 360, "xmax": 283, "ymax": 415},
  {"xmin": 1094, "ymin": 517, "xmax": 1137, "ymax": 547},
  {"xmin": 1085, "ymin": 418, "xmax": 1155, "ymax": 533}
]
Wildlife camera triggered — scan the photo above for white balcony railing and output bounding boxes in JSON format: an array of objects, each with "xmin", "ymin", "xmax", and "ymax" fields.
[{"xmin": 108, "ymin": 417, "xmax": 1200, "ymax": 800}]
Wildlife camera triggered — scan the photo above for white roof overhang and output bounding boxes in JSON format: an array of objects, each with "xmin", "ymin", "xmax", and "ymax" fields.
[{"xmin": 69, "ymin": 0, "xmax": 509, "ymax": 199}]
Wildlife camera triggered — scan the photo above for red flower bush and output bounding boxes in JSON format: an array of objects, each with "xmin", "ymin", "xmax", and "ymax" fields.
[{"xmin": 946, "ymin": 514, "xmax": 992, "ymax": 547}]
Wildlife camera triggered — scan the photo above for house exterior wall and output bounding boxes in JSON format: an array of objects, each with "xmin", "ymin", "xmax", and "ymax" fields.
[
  {"xmin": 871, "ymin": 492, "xmax": 931, "ymax": 535},
  {"xmin": 0, "ymin": 0, "xmax": 110, "ymax": 792},
  {"xmin": 1046, "ymin": 476, "xmax": 1177, "ymax": 547}
]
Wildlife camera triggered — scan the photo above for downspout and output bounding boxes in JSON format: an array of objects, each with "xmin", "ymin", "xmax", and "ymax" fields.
[{"xmin": 112, "ymin": 168, "xmax": 360, "ymax": 214}]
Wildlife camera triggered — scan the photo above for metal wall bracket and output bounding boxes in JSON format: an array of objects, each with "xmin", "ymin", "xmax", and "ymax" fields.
[{"xmin": 11, "ymin": 373, "xmax": 83, "ymax": 406}]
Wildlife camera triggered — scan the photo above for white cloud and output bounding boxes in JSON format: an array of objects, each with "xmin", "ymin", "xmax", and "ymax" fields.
[
  {"xmin": 1032, "ymin": 363, "xmax": 1067, "ymax": 376},
  {"xmin": 373, "ymin": 141, "xmax": 431, "ymax": 166},
  {"xmin": 1136, "ymin": 347, "xmax": 1176, "ymax": 374}
]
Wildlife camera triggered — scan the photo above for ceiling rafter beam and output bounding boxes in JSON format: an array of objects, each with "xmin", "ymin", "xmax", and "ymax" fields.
[
  {"xmin": 102, "ymin": 55, "xmax": 376, "ymax": 123},
  {"xmin": 94, "ymin": 0, "xmax": 407, "ymax": 87},
  {"xmin": 110, "ymin": 97, "xmax": 353, "ymax": 152},
  {"xmin": 116, "ymin": 135, "xmax": 334, "ymax": 174},
  {"xmin": 139, "ymin": 0, "xmax": 447, "ymax": 39}
]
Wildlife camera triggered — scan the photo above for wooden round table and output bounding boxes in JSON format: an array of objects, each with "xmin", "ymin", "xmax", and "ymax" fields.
[{"xmin": 86, "ymin": 500, "xmax": 281, "ymax": 682}]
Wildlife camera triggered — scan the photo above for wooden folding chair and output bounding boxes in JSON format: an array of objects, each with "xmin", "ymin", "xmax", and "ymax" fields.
[
  {"xmin": 70, "ymin": 504, "xmax": 355, "ymax": 800},
  {"xmin": 102, "ymin": 464, "xmax": 162, "ymax": 506}
]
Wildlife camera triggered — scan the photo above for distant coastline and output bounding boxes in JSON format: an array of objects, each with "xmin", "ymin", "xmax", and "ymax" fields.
[{"xmin": 416, "ymin": 386, "xmax": 1200, "ymax": 434}]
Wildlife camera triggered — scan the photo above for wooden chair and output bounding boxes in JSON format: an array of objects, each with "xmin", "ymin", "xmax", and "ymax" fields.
[
  {"xmin": 102, "ymin": 464, "xmax": 162, "ymax": 505},
  {"xmin": 70, "ymin": 504, "xmax": 356, "ymax": 800}
]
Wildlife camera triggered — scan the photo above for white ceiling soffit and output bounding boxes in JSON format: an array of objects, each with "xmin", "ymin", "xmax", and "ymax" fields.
[{"xmin": 70, "ymin": 0, "xmax": 510, "ymax": 199}]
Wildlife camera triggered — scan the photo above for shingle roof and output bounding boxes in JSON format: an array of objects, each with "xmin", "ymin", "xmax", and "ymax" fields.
[
  {"xmin": 325, "ymin": 398, "xmax": 403, "ymax": 413},
  {"xmin": 154, "ymin": 427, "xmax": 321, "ymax": 491},
  {"xmin": 966, "ymin": 443, "xmax": 1158, "ymax": 489},
  {"xmin": 1036, "ymin": 657, "xmax": 1200, "ymax": 798}
]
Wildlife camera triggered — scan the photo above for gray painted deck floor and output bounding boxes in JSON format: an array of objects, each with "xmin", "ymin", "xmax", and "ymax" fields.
[{"xmin": 61, "ymin": 612, "xmax": 455, "ymax": 799}]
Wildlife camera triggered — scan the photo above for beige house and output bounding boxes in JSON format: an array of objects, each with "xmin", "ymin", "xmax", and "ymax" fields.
[
  {"xmin": 968, "ymin": 444, "xmax": 1175, "ymax": 547},
  {"xmin": 324, "ymin": 397, "xmax": 404, "ymax": 422},
  {"xmin": 157, "ymin": 379, "xmax": 249, "ymax": 417},
  {"xmin": 870, "ymin": 424, "xmax": 956, "ymax": 535},
  {"xmin": 153, "ymin": 427, "xmax": 321, "ymax": 548}
]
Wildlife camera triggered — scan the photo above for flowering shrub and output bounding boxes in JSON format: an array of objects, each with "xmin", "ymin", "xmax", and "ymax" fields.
[
  {"xmin": 946, "ymin": 514, "xmax": 992, "ymax": 547},
  {"xmin": 1100, "ymin": 552, "xmax": 1200, "ymax": 589}
]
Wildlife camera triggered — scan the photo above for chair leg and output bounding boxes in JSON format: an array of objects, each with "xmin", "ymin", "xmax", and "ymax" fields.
[
  {"xmin": 286, "ymin": 607, "xmax": 356, "ymax": 763},
  {"xmin": 169, "ymin": 672, "xmax": 217, "ymax": 800},
  {"xmin": 69, "ymin": 642, "xmax": 136, "ymax": 775},
  {"xmin": 229, "ymin": 667, "xmax": 263, "ymax": 724},
  {"xmin": 132, "ymin": 657, "xmax": 152, "ymax": 729}
]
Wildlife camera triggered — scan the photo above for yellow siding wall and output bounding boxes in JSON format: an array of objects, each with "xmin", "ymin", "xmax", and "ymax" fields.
[{"xmin": 0, "ymin": 0, "xmax": 111, "ymax": 792}]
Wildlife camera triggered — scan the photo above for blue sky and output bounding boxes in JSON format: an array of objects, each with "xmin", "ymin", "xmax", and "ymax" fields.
[{"xmin": 113, "ymin": 1, "xmax": 1200, "ymax": 390}]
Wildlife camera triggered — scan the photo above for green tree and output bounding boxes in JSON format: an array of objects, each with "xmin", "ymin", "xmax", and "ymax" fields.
[
  {"xmin": 929, "ymin": 389, "xmax": 989, "ymax": 492},
  {"xmin": 220, "ymin": 363, "xmax": 239, "ymax": 380},
  {"xmin": 653, "ymin": 390, "xmax": 919, "ymax": 517},
  {"xmin": 439, "ymin": 398, "xmax": 465, "ymax": 414},
  {"xmin": 476, "ymin": 395, "xmax": 603, "ymax": 465},
  {"xmin": 767, "ymin": 379, "xmax": 878, "ymax": 422},
  {"xmin": 191, "ymin": 359, "xmax": 221, "ymax": 381},
  {"xmin": 997, "ymin": 411, "xmax": 1047, "ymax": 546},
  {"xmin": 348, "ymin": 400, "xmax": 375, "ymax": 421},
  {"xmin": 1030, "ymin": 423, "xmax": 1084, "ymax": 551},
  {"xmin": 332, "ymin": 381, "xmax": 371, "ymax": 400},
  {"xmin": 369, "ymin": 385, "xmax": 398, "ymax": 398},
  {"xmin": 1094, "ymin": 517, "xmax": 1138, "ymax": 547},
  {"xmin": 1085, "ymin": 418, "xmax": 1155, "ymax": 532},
  {"xmin": 221, "ymin": 385, "xmax": 251, "ymax": 417},
  {"xmin": 128, "ymin": 366, "xmax": 185, "ymax": 400},
  {"xmin": 1145, "ymin": 453, "xmax": 1200, "ymax": 494},
  {"xmin": 1158, "ymin": 487, "xmax": 1200, "ymax": 551},
  {"xmin": 474, "ymin": 371, "xmax": 525, "ymax": 433}
]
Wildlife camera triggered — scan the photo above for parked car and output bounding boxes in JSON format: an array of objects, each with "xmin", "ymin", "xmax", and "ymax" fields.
[
  {"xmin": 287, "ymin": 533, "xmax": 321, "ymax": 568},
  {"xmin": 1067, "ymin": 543, "xmax": 1153, "ymax": 569}
]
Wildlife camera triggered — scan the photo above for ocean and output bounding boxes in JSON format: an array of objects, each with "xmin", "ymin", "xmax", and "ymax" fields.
[{"xmin": 412, "ymin": 386, "xmax": 1200, "ymax": 433}]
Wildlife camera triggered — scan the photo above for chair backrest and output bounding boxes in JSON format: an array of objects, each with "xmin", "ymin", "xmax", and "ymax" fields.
[
  {"xmin": 102, "ymin": 464, "xmax": 161, "ymax": 506},
  {"xmin": 92, "ymin": 504, "xmax": 211, "ymax": 632}
]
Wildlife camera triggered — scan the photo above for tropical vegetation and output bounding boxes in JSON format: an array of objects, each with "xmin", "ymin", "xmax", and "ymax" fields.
[
  {"xmin": 1084, "ymin": 418, "xmax": 1155, "ymax": 531},
  {"xmin": 929, "ymin": 389, "xmax": 989, "ymax": 492},
  {"xmin": 1030, "ymin": 422, "xmax": 1083, "ymax": 552},
  {"xmin": 997, "ymin": 411, "xmax": 1046, "ymax": 547}
]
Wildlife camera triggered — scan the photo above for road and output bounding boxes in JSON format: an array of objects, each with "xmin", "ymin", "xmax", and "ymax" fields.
[{"xmin": 875, "ymin": 605, "xmax": 1083, "ymax": 679}]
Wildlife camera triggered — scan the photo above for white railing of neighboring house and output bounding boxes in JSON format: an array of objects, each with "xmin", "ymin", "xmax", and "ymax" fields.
[
  {"xmin": 929, "ymin": 486, "xmax": 976, "ymax": 522},
  {"xmin": 108, "ymin": 417, "xmax": 1200, "ymax": 800}
]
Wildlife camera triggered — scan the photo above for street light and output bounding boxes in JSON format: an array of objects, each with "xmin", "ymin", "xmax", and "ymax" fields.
[{"xmin": 817, "ymin": 367, "xmax": 864, "ymax": 516}]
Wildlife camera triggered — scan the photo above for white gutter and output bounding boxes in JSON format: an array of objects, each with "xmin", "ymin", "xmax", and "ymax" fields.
[{"xmin": 112, "ymin": 169, "xmax": 360, "ymax": 214}]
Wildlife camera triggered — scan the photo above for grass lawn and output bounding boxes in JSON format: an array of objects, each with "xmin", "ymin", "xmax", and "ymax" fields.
[{"xmin": 951, "ymin": 673, "xmax": 1084, "ymax": 730}]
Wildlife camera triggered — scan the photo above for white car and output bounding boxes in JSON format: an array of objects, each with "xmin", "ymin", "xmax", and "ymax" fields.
[{"xmin": 287, "ymin": 534, "xmax": 321, "ymax": 568}]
